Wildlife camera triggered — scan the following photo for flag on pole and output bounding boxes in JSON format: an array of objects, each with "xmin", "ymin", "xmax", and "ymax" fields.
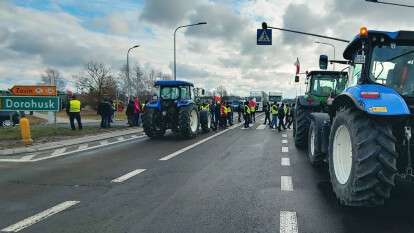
[{"xmin": 294, "ymin": 57, "xmax": 300, "ymax": 75}]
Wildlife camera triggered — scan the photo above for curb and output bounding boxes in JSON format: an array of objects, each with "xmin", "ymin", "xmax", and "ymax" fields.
[{"xmin": 0, "ymin": 128, "xmax": 144, "ymax": 156}]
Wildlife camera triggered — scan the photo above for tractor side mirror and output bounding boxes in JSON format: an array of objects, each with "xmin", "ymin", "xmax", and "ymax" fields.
[
  {"xmin": 319, "ymin": 55, "xmax": 328, "ymax": 70},
  {"xmin": 201, "ymin": 89, "xmax": 205, "ymax": 95},
  {"xmin": 294, "ymin": 75, "xmax": 299, "ymax": 83}
]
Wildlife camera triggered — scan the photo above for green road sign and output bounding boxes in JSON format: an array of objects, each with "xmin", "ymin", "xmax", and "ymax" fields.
[{"xmin": 0, "ymin": 96, "xmax": 60, "ymax": 112}]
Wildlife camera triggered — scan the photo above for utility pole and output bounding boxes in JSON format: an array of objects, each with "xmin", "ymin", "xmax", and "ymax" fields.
[{"xmin": 127, "ymin": 45, "xmax": 140, "ymax": 100}]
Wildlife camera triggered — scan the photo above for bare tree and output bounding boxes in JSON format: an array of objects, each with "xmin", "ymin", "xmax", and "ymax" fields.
[
  {"xmin": 40, "ymin": 68, "xmax": 67, "ymax": 91},
  {"xmin": 215, "ymin": 85, "xmax": 228, "ymax": 97}
]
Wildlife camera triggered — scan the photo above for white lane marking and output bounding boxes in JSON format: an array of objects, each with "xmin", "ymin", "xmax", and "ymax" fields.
[
  {"xmin": 280, "ymin": 211, "xmax": 298, "ymax": 233},
  {"xmin": 111, "ymin": 169, "xmax": 146, "ymax": 183},
  {"xmin": 0, "ymin": 135, "xmax": 147, "ymax": 163},
  {"xmin": 1, "ymin": 201, "xmax": 79, "ymax": 232},
  {"xmin": 282, "ymin": 139, "xmax": 288, "ymax": 144},
  {"xmin": 78, "ymin": 144, "xmax": 88, "ymax": 150},
  {"xmin": 51, "ymin": 148, "xmax": 66, "ymax": 156},
  {"xmin": 118, "ymin": 136, "xmax": 125, "ymax": 141},
  {"xmin": 281, "ymin": 176, "xmax": 293, "ymax": 191},
  {"xmin": 281, "ymin": 157, "xmax": 290, "ymax": 166},
  {"xmin": 99, "ymin": 140, "xmax": 109, "ymax": 146},
  {"xmin": 282, "ymin": 133, "xmax": 287, "ymax": 138},
  {"xmin": 256, "ymin": 125, "xmax": 266, "ymax": 130},
  {"xmin": 160, "ymin": 123, "xmax": 242, "ymax": 161},
  {"xmin": 130, "ymin": 135, "xmax": 139, "ymax": 138},
  {"xmin": 282, "ymin": 147, "xmax": 289, "ymax": 153},
  {"xmin": 20, "ymin": 153, "xmax": 38, "ymax": 161}
]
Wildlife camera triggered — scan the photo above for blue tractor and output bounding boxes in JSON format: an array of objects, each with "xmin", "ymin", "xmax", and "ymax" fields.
[
  {"xmin": 308, "ymin": 28, "xmax": 414, "ymax": 206},
  {"xmin": 143, "ymin": 80, "xmax": 211, "ymax": 139}
]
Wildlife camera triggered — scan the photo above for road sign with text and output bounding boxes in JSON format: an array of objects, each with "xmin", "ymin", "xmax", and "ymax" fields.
[
  {"xmin": 257, "ymin": 29, "xmax": 272, "ymax": 45},
  {"xmin": 10, "ymin": 85, "xmax": 57, "ymax": 96},
  {"xmin": 0, "ymin": 96, "xmax": 60, "ymax": 112}
]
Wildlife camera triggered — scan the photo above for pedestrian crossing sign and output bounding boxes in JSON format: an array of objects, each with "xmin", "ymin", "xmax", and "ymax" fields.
[{"xmin": 257, "ymin": 29, "xmax": 272, "ymax": 45}]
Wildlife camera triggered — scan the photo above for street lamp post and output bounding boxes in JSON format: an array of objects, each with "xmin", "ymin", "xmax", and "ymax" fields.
[
  {"xmin": 315, "ymin": 41, "xmax": 336, "ymax": 70},
  {"xmin": 174, "ymin": 22, "xmax": 207, "ymax": 80},
  {"xmin": 365, "ymin": 0, "xmax": 414, "ymax": 8},
  {"xmin": 127, "ymin": 45, "xmax": 140, "ymax": 98}
]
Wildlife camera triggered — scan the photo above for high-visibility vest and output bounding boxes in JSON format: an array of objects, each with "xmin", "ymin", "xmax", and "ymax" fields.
[
  {"xmin": 250, "ymin": 106, "xmax": 255, "ymax": 112},
  {"xmin": 227, "ymin": 106, "xmax": 232, "ymax": 113},
  {"xmin": 69, "ymin": 100, "xmax": 81, "ymax": 113},
  {"xmin": 244, "ymin": 105, "xmax": 250, "ymax": 114},
  {"xmin": 201, "ymin": 104, "xmax": 209, "ymax": 111},
  {"xmin": 271, "ymin": 105, "xmax": 278, "ymax": 115},
  {"xmin": 284, "ymin": 106, "xmax": 288, "ymax": 114}
]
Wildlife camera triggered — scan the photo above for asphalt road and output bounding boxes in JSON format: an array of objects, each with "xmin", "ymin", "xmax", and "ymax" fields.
[{"xmin": 1, "ymin": 115, "xmax": 414, "ymax": 233}]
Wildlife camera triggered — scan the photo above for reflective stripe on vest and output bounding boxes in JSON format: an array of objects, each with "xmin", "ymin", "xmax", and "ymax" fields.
[{"xmin": 69, "ymin": 100, "xmax": 81, "ymax": 113}]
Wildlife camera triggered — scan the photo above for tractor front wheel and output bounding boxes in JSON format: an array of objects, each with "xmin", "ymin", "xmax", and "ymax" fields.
[
  {"xmin": 199, "ymin": 110, "xmax": 211, "ymax": 133},
  {"xmin": 294, "ymin": 103, "xmax": 311, "ymax": 149},
  {"xmin": 329, "ymin": 109, "xmax": 398, "ymax": 206}
]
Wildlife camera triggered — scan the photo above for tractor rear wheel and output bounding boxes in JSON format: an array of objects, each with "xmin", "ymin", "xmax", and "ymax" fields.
[
  {"xmin": 329, "ymin": 109, "xmax": 398, "ymax": 206},
  {"xmin": 199, "ymin": 110, "xmax": 211, "ymax": 133},
  {"xmin": 308, "ymin": 119, "xmax": 323, "ymax": 166},
  {"xmin": 294, "ymin": 103, "xmax": 311, "ymax": 149},
  {"xmin": 179, "ymin": 105, "xmax": 199, "ymax": 139},
  {"xmin": 143, "ymin": 108, "xmax": 165, "ymax": 138}
]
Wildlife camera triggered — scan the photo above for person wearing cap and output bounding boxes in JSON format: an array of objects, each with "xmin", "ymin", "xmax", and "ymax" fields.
[{"xmin": 66, "ymin": 94, "xmax": 83, "ymax": 130}]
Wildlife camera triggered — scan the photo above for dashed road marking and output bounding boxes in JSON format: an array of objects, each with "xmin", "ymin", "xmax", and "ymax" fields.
[
  {"xmin": 282, "ymin": 133, "xmax": 287, "ymax": 138},
  {"xmin": 281, "ymin": 176, "xmax": 293, "ymax": 191},
  {"xmin": 20, "ymin": 153, "xmax": 39, "ymax": 161},
  {"xmin": 282, "ymin": 139, "xmax": 288, "ymax": 144},
  {"xmin": 77, "ymin": 144, "xmax": 88, "ymax": 150},
  {"xmin": 1, "ymin": 201, "xmax": 79, "ymax": 232},
  {"xmin": 282, "ymin": 147, "xmax": 289, "ymax": 153},
  {"xmin": 160, "ymin": 123, "xmax": 242, "ymax": 161},
  {"xmin": 256, "ymin": 124, "xmax": 266, "ymax": 130},
  {"xmin": 51, "ymin": 148, "xmax": 66, "ymax": 156},
  {"xmin": 111, "ymin": 169, "xmax": 146, "ymax": 183},
  {"xmin": 280, "ymin": 211, "xmax": 298, "ymax": 233},
  {"xmin": 281, "ymin": 157, "xmax": 290, "ymax": 166}
]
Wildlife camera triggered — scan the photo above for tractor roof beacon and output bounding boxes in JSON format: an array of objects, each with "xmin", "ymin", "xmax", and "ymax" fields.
[
  {"xmin": 308, "ymin": 28, "xmax": 414, "ymax": 207},
  {"xmin": 143, "ymin": 80, "xmax": 210, "ymax": 139}
]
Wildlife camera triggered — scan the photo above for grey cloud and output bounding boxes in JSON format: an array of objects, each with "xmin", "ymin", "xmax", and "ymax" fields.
[
  {"xmin": 170, "ymin": 62, "xmax": 210, "ymax": 79},
  {"xmin": 140, "ymin": 0, "xmax": 201, "ymax": 27}
]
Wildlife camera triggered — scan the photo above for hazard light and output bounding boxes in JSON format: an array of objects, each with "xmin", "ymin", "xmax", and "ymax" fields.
[
  {"xmin": 360, "ymin": 91, "xmax": 380, "ymax": 99},
  {"xmin": 360, "ymin": 26, "xmax": 368, "ymax": 38}
]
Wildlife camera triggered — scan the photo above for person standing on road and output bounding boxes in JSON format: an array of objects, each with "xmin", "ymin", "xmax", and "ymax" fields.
[
  {"xmin": 263, "ymin": 103, "xmax": 271, "ymax": 125},
  {"xmin": 220, "ymin": 102, "xmax": 227, "ymax": 129},
  {"xmin": 226, "ymin": 102, "xmax": 233, "ymax": 126},
  {"xmin": 66, "ymin": 94, "xmax": 83, "ymax": 130},
  {"xmin": 237, "ymin": 102, "xmax": 242, "ymax": 123},
  {"xmin": 126, "ymin": 100, "xmax": 134, "ymax": 127},
  {"xmin": 133, "ymin": 97, "xmax": 141, "ymax": 127},
  {"xmin": 243, "ymin": 101, "xmax": 251, "ymax": 128},
  {"xmin": 278, "ymin": 103, "xmax": 286, "ymax": 132},
  {"xmin": 286, "ymin": 104, "xmax": 294, "ymax": 129},
  {"xmin": 270, "ymin": 102, "xmax": 278, "ymax": 129},
  {"xmin": 249, "ymin": 99, "xmax": 256, "ymax": 123},
  {"xmin": 97, "ymin": 98, "xmax": 112, "ymax": 128}
]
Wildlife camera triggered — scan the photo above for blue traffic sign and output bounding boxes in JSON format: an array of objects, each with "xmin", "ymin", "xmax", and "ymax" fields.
[{"xmin": 257, "ymin": 29, "xmax": 272, "ymax": 45}]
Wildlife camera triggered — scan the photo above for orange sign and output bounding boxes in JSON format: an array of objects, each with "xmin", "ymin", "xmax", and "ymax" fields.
[{"xmin": 10, "ymin": 85, "xmax": 57, "ymax": 96}]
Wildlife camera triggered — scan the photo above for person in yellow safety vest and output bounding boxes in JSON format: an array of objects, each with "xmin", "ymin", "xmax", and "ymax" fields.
[
  {"xmin": 226, "ymin": 102, "xmax": 233, "ymax": 126},
  {"xmin": 250, "ymin": 105, "xmax": 256, "ymax": 123},
  {"xmin": 270, "ymin": 103, "xmax": 278, "ymax": 129},
  {"xmin": 66, "ymin": 94, "xmax": 83, "ymax": 130},
  {"xmin": 200, "ymin": 103, "xmax": 210, "ymax": 111},
  {"xmin": 243, "ymin": 102, "xmax": 251, "ymax": 128},
  {"xmin": 284, "ymin": 104, "xmax": 289, "ymax": 126}
]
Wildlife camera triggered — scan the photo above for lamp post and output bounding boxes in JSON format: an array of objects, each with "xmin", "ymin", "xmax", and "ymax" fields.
[
  {"xmin": 174, "ymin": 22, "xmax": 207, "ymax": 80},
  {"xmin": 315, "ymin": 41, "xmax": 336, "ymax": 70},
  {"xmin": 127, "ymin": 45, "xmax": 140, "ymax": 98},
  {"xmin": 365, "ymin": 0, "xmax": 414, "ymax": 8}
]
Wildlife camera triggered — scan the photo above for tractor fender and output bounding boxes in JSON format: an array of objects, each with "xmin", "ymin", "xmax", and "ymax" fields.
[
  {"xmin": 309, "ymin": 113, "xmax": 331, "ymax": 156},
  {"xmin": 177, "ymin": 100, "xmax": 195, "ymax": 108},
  {"xmin": 146, "ymin": 100, "xmax": 161, "ymax": 111},
  {"xmin": 297, "ymin": 95, "xmax": 321, "ymax": 108},
  {"xmin": 333, "ymin": 84, "xmax": 410, "ymax": 116}
]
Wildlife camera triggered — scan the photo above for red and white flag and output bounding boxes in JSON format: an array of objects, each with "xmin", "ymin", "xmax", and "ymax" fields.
[{"xmin": 294, "ymin": 57, "xmax": 300, "ymax": 75}]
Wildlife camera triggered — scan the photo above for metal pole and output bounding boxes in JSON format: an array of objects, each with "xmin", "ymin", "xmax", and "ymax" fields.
[
  {"xmin": 366, "ymin": 0, "xmax": 414, "ymax": 8},
  {"xmin": 127, "ymin": 45, "xmax": 139, "ymax": 99},
  {"xmin": 268, "ymin": 26, "xmax": 349, "ymax": 43},
  {"xmin": 173, "ymin": 22, "xmax": 207, "ymax": 81}
]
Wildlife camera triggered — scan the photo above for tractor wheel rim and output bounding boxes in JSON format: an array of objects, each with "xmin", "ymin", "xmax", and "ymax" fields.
[
  {"xmin": 190, "ymin": 110, "xmax": 198, "ymax": 133},
  {"xmin": 333, "ymin": 125, "xmax": 353, "ymax": 185},
  {"xmin": 310, "ymin": 127, "xmax": 315, "ymax": 157}
]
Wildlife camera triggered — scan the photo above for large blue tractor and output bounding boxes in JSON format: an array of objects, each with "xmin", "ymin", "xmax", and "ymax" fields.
[
  {"xmin": 143, "ymin": 80, "xmax": 211, "ymax": 139},
  {"xmin": 309, "ymin": 28, "xmax": 414, "ymax": 206}
]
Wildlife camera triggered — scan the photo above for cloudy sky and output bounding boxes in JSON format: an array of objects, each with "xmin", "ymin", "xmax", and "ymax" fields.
[{"xmin": 1, "ymin": 0, "xmax": 414, "ymax": 98}]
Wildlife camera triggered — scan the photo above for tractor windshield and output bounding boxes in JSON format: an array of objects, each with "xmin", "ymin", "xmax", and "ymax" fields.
[
  {"xmin": 160, "ymin": 87, "xmax": 180, "ymax": 100},
  {"xmin": 310, "ymin": 74, "xmax": 348, "ymax": 97},
  {"xmin": 371, "ymin": 45, "xmax": 414, "ymax": 96}
]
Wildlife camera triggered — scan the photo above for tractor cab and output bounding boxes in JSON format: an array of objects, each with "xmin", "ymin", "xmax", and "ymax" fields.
[{"xmin": 305, "ymin": 71, "xmax": 348, "ymax": 104}]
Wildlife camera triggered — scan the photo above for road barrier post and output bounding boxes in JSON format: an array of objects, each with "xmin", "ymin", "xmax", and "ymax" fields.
[{"xmin": 20, "ymin": 116, "xmax": 33, "ymax": 145}]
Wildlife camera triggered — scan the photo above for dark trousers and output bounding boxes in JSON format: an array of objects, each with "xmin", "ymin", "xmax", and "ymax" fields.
[
  {"xmin": 286, "ymin": 116, "xmax": 293, "ymax": 129},
  {"xmin": 101, "ymin": 115, "xmax": 111, "ymax": 128},
  {"xmin": 238, "ymin": 111, "xmax": 241, "ymax": 122},
  {"xmin": 264, "ymin": 112, "xmax": 270, "ymax": 125},
  {"xmin": 251, "ymin": 111, "xmax": 256, "ymax": 122},
  {"xmin": 278, "ymin": 116, "xmax": 286, "ymax": 131},
  {"xmin": 133, "ymin": 113, "xmax": 140, "ymax": 126},
  {"xmin": 227, "ymin": 112, "xmax": 233, "ymax": 125},
  {"xmin": 244, "ymin": 114, "xmax": 250, "ymax": 128},
  {"xmin": 69, "ymin": 112, "xmax": 82, "ymax": 130}
]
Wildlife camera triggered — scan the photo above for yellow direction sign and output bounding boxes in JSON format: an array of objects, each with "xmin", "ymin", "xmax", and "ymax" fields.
[{"xmin": 10, "ymin": 85, "xmax": 57, "ymax": 96}]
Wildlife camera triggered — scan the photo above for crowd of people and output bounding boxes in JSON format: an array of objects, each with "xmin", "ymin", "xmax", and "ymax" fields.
[{"xmin": 263, "ymin": 102, "xmax": 294, "ymax": 132}]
